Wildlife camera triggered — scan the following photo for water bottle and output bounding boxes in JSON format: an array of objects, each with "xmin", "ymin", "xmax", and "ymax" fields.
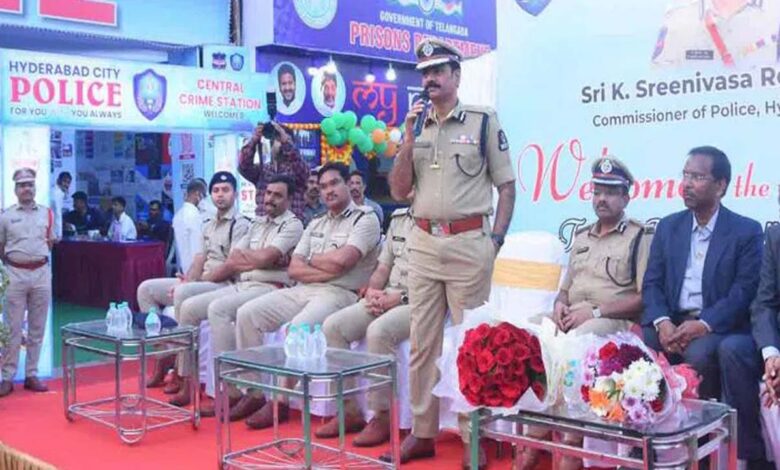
[
  {"xmin": 312, "ymin": 324, "xmax": 326, "ymax": 359},
  {"xmin": 145, "ymin": 307, "xmax": 161, "ymax": 336},
  {"xmin": 120, "ymin": 302, "xmax": 133, "ymax": 333},
  {"xmin": 284, "ymin": 325, "xmax": 299, "ymax": 358},
  {"xmin": 105, "ymin": 302, "xmax": 118, "ymax": 334},
  {"xmin": 299, "ymin": 324, "xmax": 311, "ymax": 359}
]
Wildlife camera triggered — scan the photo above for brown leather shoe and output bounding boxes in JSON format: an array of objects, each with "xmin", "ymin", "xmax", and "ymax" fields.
[
  {"xmin": 168, "ymin": 378, "xmax": 191, "ymax": 407},
  {"xmin": 246, "ymin": 401, "xmax": 288, "ymax": 430},
  {"xmin": 163, "ymin": 371, "xmax": 182, "ymax": 395},
  {"xmin": 147, "ymin": 355, "xmax": 175, "ymax": 388},
  {"xmin": 23, "ymin": 377, "xmax": 48, "ymax": 392},
  {"xmin": 353, "ymin": 411, "xmax": 391, "ymax": 447},
  {"xmin": 462, "ymin": 443, "xmax": 487, "ymax": 470},
  {"xmin": 0, "ymin": 380, "xmax": 13, "ymax": 397},
  {"xmin": 229, "ymin": 394, "xmax": 266, "ymax": 422},
  {"xmin": 314, "ymin": 411, "xmax": 366, "ymax": 438},
  {"xmin": 379, "ymin": 435, "xmax": 435, "ymax": 464}
]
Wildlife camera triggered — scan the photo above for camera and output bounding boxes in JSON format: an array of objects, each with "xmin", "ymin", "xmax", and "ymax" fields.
[{"xmin": 261, "ymin": 90, "xmax": 279, "ymax": 140}]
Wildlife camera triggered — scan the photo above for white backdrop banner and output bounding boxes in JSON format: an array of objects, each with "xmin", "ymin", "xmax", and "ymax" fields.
[{"xmin": 497, "ymin": 0, "xmax": 779, "ymax": 247}]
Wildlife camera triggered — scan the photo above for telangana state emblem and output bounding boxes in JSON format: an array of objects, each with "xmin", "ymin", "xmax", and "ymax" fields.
[
  {"xmin": 600, "ymin": 159, "xmax": 613, "ymax": 174},
  {"xmin": 133, "ymin": 69, "xmax": 167, "ymax": 121},
  {"xmin": 293, "ymin": 0, "xmax": 338, "ymax": 30}
]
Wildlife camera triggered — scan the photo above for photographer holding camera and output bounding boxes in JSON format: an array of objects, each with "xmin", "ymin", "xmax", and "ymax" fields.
[{"xmin": 238, "ymin": 100, "xmax": 309, "ymax": 220}]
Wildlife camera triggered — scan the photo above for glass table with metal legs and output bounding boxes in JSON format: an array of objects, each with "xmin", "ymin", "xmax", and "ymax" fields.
[
  {"xmin": 215, "ymin": 345, "xmax": 400, "ymax": 469},
  {"xmin": 61, "ymin": 320, "xmax": 199, "ymax": 444},
  {"xmin": 467, "ymin": 399, "xmax": 736, "ymax": 469}
]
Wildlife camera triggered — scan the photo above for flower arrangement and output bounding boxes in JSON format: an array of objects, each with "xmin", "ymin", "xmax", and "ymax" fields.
[
  {"xmin": 457, "ymin": 322, "xmax": 547, "ymax": 408},
  {"xmin": 579, "ymin": 333, "xmax": 700, "ymax": 424}
]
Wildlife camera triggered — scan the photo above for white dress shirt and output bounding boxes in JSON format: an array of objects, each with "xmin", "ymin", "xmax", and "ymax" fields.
[
  {"xmin": 108, "ymin": 212, "xmax": 137, "ymax": 241},
  {"xmin": 173, "ymin": 202, "xmax": 203, "ymax": 274},
  {"xmin": 50, "ymin": 185, "xmax": 72, "ymax": 239}
]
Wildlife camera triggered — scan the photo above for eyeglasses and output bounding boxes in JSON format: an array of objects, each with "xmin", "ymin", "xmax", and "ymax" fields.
[{"xmin": 681, "ymin": 171, "xmax": 713, "ymax": 182}]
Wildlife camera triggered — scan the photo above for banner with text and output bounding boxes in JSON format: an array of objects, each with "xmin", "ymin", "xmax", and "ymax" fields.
[
  {"xmin": 272, "ymin": 0, "xmax": 496, "ymax": 62},
  {"xmin": 0, "ymin": 49, "xmax": 269, "ymax": 132},
  {"xmin": 498, "ymin": 0, "xmax": 779, "ymax": 248}
]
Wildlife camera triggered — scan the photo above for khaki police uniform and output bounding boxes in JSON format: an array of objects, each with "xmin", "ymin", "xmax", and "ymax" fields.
[
  {"xmin": 178, "ymin": 210, "xmax": 303, "ymax": 367},
  {"xmin": 552, "ymin": 217, "xmax": 653, "ymax": 335},
  {"xmin": 408, "ymin": 98, "xmax": 515, "ymax": 439},
  {"xmin": 136, "ymin": 206, "xmax": 250, "ymax": 319},
  {"xmin": 0, "ymin": 194, "xmax": 53, "ymax": 381},
  {"xmin": 322, "ymin": 207, "xmax": 414, "ymax": 413},
  {"xmin": 235, "ymin": 201, "xmax": 380, "ymax": 354}
]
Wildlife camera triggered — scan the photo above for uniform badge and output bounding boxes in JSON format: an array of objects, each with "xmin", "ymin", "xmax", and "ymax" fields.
[
  {"xmin": 422, "ymin": 42, "xmax": 435, "ymax": 57},
  {"xmin": 600, "ymin": 159, "xmax": 613, "ymax": 174},
  {"xmin": 498, "ymin": 130, "xmax": 509, "ymax": 151}
]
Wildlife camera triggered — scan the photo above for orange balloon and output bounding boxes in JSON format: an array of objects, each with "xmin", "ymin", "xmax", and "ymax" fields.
[
  {"xmin": 371, "ymin": 129, "xmax": 386, "ymax": 144},
  {"xmin": 384, "ymin": 141, "xmax": 398, "ymax": 157}
]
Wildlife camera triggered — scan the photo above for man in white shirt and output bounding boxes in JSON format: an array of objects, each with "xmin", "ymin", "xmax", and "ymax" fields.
[
  {"xmin": 194, "ymin": 177, "xmax": 217, "ymax": 222},
  {"xmin": 107, "ymin": 196, "xmax": 137, "ymax": 241},
  {"xmin": 173, "ymin": 180, "xmax": 207, "ymax": 274},
  {"xmin": 50, "ymin": 171, "xmax": 72, "ymax": 240}
]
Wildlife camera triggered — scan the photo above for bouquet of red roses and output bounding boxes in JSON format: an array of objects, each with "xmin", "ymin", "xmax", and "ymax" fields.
[{"xmin": 456, "ymin": 322, "xmax": 547, "ymax": 408}]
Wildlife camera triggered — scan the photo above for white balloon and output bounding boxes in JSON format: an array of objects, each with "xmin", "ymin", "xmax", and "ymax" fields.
[{"xmin": 389, "ymin": 128, "xmax": 403, "ymax": 144}]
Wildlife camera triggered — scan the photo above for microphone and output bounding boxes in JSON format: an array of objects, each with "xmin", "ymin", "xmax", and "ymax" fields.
[{"xmin": 413, "ymin": 89, "xmax": 431, "ymax": 137}]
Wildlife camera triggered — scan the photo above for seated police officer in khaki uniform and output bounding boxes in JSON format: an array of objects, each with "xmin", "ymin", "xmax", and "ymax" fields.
[
  {"xmin": 386, "ymin": 39, "xmax": 516, "ymax": 469},
  {"xmin": 0, "ymin": 168, "xmax": 55, "ymax": 397},
  {"xmin": 229, "ymin": 162, "xmax": 381, "ymax": 429},
  {"xmin": 137, "ymin": 172, "xmax": 249, "ymax": 396},
  {"xmin": 170, "ymin": 175, "xmax": 304, "ymax": 411},
  {"xmin": 315, "ymin": 205, "xmax": 415, "ymax": 445},
  {"xmin": 522, "ymin": 157, "xmax": 653, "ymax": 470}
]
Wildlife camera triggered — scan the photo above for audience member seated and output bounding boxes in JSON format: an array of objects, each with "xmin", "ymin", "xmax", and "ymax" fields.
[
  {"xmin": 316, "ymin": 205, "xmax": 414, "ymax": 446},
  {"xmin": 641, "ymin": 146, "xmax": 767, "ymax": 468},
  {"xmin": 348, "ymin": 169, "xmax": 384, "ymax": 226},
  {"xmin": 137, "ymin": 199, "xmax": 171, "ymax": 242},
  {"xmin": 523, "ymin": 157, "xmax": 653, "ymax": 470},
  {"xmin": 107, "ymin": 196, "xmax": 137, "ymax": 241},
  {"xmin": 63, "ymin": 191, "xmax": 104, "ymax": 237},
  {"xmin": 303, "ymin": 168, "xmax": 325, "ymax": 227}
]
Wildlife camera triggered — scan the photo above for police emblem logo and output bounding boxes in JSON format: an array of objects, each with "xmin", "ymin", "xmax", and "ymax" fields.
[
  {"xmin": 600, "ymin": 159, "xmax": 613, "ymax": 174},
  {"xmin": 419, "ymin": 0, "xmax": 436, "ymax": 14},
  {"xmin": 133, "ymin": 69, "xmax": 167, "ymax": 121},
  {"xmin": 422, "ymin": 42, "xmax": 435, "ymax": 57},
  {"xmin": 293, "ymin": 0, "xmax": 338, "ymax": 30},
  {"xmin": 230, "ymin": 53, "xmax": 245, "ymax": 71},
  {"xmin": 212, "ymin": 53, "xmax": 227, "ymax": 70},
  {"xmin": 498, "ymin": 130, "xmax": 509, "ymax": 151}
]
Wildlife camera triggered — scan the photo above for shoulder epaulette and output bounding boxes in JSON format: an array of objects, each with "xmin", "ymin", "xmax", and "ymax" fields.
[
  {"xmin": 391, "ymin": 207, "xmax": 410, "ymax": 218},
  {"xmin": 575, "ymin": 223, "xmax": 593, "ymax": 236}
]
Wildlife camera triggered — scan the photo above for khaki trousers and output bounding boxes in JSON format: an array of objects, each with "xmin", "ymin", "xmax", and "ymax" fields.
[
  {"xmin": 170, "ymin": 281, "xmax": 229, "ymax": 375},
  {"xmin": 2, "ymin": 265, "xmax": 51, "ymax": 381},
  {"xmin": 322, "ymin": 298, "xmax": 411, "ymax": 412},
  {"xmin": 136, "ymin": 277, "xmax": 221, "ymax": 320},
  {"xmin": 202, "ymin": 283, "xmax": 279, "ymax": 360},
  {"xmin": 407, "ymin": 226, "xmax": 494, "ymax": 442}
]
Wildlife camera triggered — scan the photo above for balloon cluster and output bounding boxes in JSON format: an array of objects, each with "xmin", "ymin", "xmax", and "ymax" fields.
[{"xmin": 320, "ymin": 112, "xmax": 405, "ymax": 163}]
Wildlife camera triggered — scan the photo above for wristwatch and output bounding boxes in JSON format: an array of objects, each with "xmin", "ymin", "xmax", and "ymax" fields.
[
  {"xmin": 401, "ymin": 291, "xmax": 409, "ymax": 305},
  {"xmin": 491, "ymin": 233, "xmax": 505, "ymax": 248},
  {"xmin": 592, "ymin": 306, "xmax": 602, "ymax": 319}
]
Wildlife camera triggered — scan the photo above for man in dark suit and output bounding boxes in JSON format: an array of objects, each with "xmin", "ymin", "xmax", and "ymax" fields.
[{"xmin": 642, "ymin": 146, "xmax": 767, "ymax": 467}]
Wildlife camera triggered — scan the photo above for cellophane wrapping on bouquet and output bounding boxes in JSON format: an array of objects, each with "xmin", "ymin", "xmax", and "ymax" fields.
[
  {"xmin": 579, "ymin": 332, "xmax": 700, "ymax": 425},
  {"xmin": 432, "ymin": 303, "xmax": 556, "ymax": 415}
]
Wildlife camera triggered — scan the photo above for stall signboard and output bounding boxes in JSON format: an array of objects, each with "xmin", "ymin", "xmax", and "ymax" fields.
[
  {"xmin": 267, "ymin": 0, "xmax": 496, "ymax": 62},
  {"xmin": 0, "ymin": 0, "xmax": 230, "ymax": 46},
  {"xmin": 0, "ymin": 49, "xmax": 270, "ymax": 132}
]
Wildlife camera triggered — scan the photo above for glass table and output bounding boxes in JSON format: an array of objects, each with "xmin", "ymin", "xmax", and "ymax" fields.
[
  {"xmin": 61, "ymin": 320, "xmax": 199, "ymax": 444},
  {"xmin": 467, "ymin": 399, "xmax": 736, "ymax": 469},
  {"xmin": 215, "ymin": 345, "xmax": 400, "ymax": 469}
]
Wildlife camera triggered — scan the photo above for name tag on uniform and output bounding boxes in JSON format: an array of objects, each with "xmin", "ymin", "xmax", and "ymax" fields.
[
  {"xmin": 10, "ymin": 218, "xmax": 21, "ymax": 224},
  {"xmin": 576, "ymin": 247, "xmax": 589, "ymax": 254},
  {"xmin": 311, "ymin": 232, "xmax": 324, "ymax": 238},
  {"xmin": 392, "ymin": 236, "xmax": 406, "ymax": 242},
  {"xmin": 450, "ymin": 135, "xmax": 479, "ymax": 145}
]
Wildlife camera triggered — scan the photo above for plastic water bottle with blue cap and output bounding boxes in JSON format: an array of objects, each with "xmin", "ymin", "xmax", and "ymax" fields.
[
  {"xmin": 312, "ymin": 324, "xmax": 326, "ymax": 359},
  {"xmin": 145, "ymin": 307, "xmax": 161, "ymax": 336},
  {"xmin": 284, "ymin": 325, "xmax": 299, "ymax": 358},
  {"xmin": 299, "ymin": 324, "xmax": 312, "ymax": 358},
  {"xmin": 105, "ymin": 302, "xmax": 118, "ymax": 335},
  {"xmin": 120, "ymin": 301, "xmax": 133, "ymax": 333}
]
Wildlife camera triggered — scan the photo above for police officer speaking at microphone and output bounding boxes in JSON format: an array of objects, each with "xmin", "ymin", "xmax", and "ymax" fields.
[
  {"xmin": 0, "ymin": 168, "xmax": 55, "ymax": 397},
  {"xmin": 385, "ymin": 39, "xmax": 516, "ymax": 470}
]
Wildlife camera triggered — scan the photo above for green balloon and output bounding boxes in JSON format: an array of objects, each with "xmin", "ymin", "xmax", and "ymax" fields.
[
  {"xmin": 360, "ymin": 115, "xmax": 377, "ymax": 132},
  {"xmin": 330, "ymin": 132, "xmax": 346, "ymax": 146},
  {"xmin": 375, "ymin": 142, "xmax": 388, "ymax": 154},
  {"xmin": 348, "ymin": 128, "xmax": 365, "ymax": 145},
  {"xmin": 329, "ymin": 113, "xmax": 342, "ymax": 128},
  {"xmin": 377, "ymin": 121, "xmax": 387, "ymax": 131},
  {"xmin": 321, "ymin": 117, "xmax": 336, "ymax": 135},
  {"xmin": 344, "ymin": 111, "xmax": 358, "ymax": 129},
  {"xmin": 358, "ymin": 138, "xmax": 374, "ymax": 154}
]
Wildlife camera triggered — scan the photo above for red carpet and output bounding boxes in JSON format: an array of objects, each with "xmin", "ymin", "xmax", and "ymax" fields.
[{"xmin": 0, "ymin": 362, "xmax": 555, "ymax": 469}]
